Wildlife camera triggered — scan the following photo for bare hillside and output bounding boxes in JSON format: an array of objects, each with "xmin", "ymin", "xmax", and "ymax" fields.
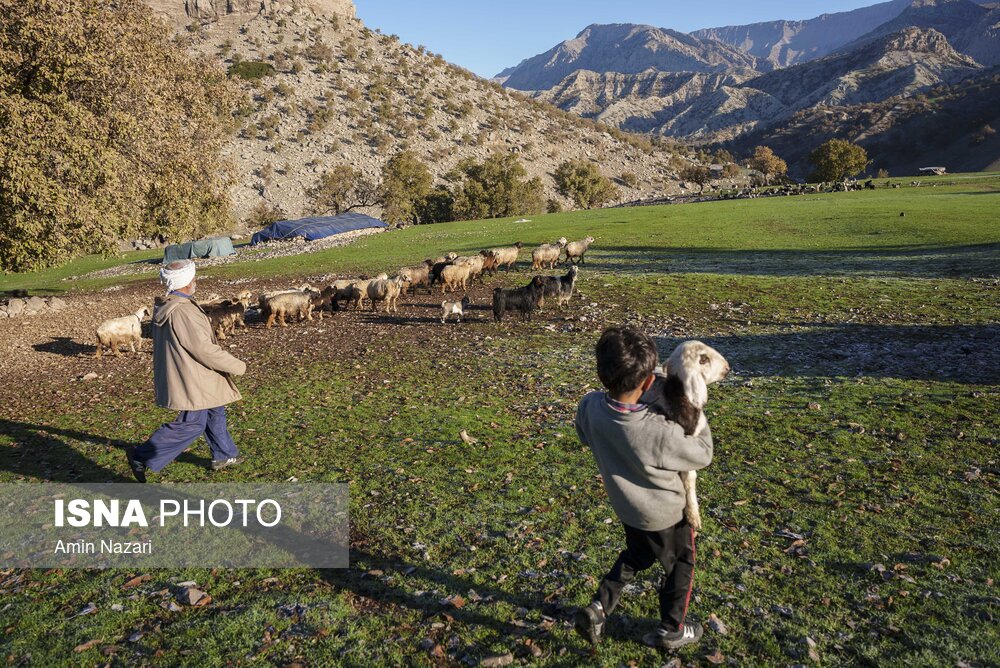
[{"xmin": 147, "ymin": 1, "xmax": 707, "ymax": 227}]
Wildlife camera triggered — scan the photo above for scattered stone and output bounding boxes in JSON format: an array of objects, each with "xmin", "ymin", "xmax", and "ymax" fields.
[
  {"xmin": 48, "ymin": 297, "xmax": 68, "ymax": 311},
  {"xmin": 480, "ymin": 653, "xmax": 514, "ymax": 667},
  {"xmin": 177, "ymin": 586, "xmax": 210, "ymax": 606},
  {"xmin": 81, "ymin": 372, "xmax": 99, "ymax": 382},
  {"xmin": 707, "ymin": 613, "xmax": 729, "ymax": 635}
]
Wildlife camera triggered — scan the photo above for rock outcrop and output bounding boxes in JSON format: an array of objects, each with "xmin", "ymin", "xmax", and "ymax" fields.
[
  {"xmin": 497, "ymin": 23, "xmax": 759, "ymax": 91},
  {"xmin": 692, "ymin": 0, "xmax": 912, "ymax": 68},
  {"xmin": 147, "ymin": 0, "xmax": 356, "ymax": 25}
]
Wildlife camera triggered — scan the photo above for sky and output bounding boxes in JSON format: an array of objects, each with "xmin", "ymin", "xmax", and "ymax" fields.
[{"xmin": 353, "ymin": 0, "xmax": 888, "ymax": 78}]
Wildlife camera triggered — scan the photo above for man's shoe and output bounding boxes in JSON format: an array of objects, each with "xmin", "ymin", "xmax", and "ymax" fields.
[
  {"xmin": 574, "ymin": 601, "xmax": 606, "ymax": 646},
  {"xmin": 125, "ymin": 446, "xmax": 146, "ymax": 483},
  {"xmin": 211, "ymin": 456, "xmax": 243, "ymax": 471},
  {"xmin": 643, "ymin": 622, "xmax": 703, "ymax": 649}
]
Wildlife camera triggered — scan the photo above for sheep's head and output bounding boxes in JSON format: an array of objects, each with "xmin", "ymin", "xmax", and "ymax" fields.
[
  {"xmin": 664, "ymin": 340, "xmax": 730, "ymax": 408},
  {"xmin": 514, "ymin": 241, "xmax": 523, "ymax": 249},
  {"xmin": 557, "ymin": 237, "xmax": 568, "ymax": 247},
  {"xmin": 461, "ymin": 296, "xmax": 471, "ymax": 306},
  {"xmin": 584, "ymin": 236, "xmax": 595, "ymax": 244},
  {"xmin": 568, "ymin": 265, "xmax": 579, "ymax": 278},
  {"xmin": 445, "ymin": 252, "xmax": 457, "ymax": 261},
  {"xmin": 423, "ymin": 259, "xmax": 435, "ymax": 267},
  {"xmin": 136, "ymin": 306, "xmax": 152, "ymax": 320}
]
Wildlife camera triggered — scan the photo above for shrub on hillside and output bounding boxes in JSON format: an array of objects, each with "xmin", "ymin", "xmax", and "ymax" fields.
[
  {"xmin": 554, "ymin": 159, "xmax": 619, "ymax": 209},
  {"xmin": 380, "ymin": 151, "xmax": 433, "ymax": 225},
  {"xmin": 309, "ymin": 165, "xmax": 379, "ymax": 216},
  {"xmin": 228, "ymin": 61, "xmax": 276, "ymax": 80},
  {"xmin": 448, "ymin": 153, "xmax": 545, "ymax": 220},
  {"xmin": 0, "ymin": 0, "xmax": 241, "ymax": 271}
]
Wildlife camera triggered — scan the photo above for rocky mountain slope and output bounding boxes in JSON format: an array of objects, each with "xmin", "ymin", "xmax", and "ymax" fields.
[
  {"xmin": 535, "ymin": 28, "xmax": 981, "ymax": 141},
  {"xmin": 145, "ymin": 1, "xmax": 707, "ymax": 226},
  {"xmin": 692, "ymin": 0, "xmax": 912, "ymax": 68},
  {"xmin": 496, "ymin": 24, "xmax": 760, "ymax": 90},
  {"xmin": 498, "ymin": 0, "xmax": 998, "ymax": 176}
]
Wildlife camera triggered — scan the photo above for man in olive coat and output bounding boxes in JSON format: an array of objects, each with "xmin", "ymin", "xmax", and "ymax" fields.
[{"xmin": 125, "ymin": 260, "xmax": 247, "ymax": 482}]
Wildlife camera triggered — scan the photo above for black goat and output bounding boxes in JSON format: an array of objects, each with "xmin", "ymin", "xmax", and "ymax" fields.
[
  {"xmin": 538, "ymin": 265, "xmax": 578, "ymax": 309},
  {"xmin": 492, "ymin": 276, "xmax": 545, "ymax": 322}
]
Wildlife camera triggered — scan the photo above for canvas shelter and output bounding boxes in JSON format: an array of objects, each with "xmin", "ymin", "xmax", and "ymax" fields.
[
  {"xmin": 163, "ymin": 237, "xmax": 235, "ymax": 263},
  {"xmin": 250, "ymin": 212, "xmax": 388, "ymax": 245}
]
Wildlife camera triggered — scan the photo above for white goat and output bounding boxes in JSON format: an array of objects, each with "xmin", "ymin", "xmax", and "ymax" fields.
[
  {"xmin": 646, "ymin": 341, "xmax": 730, "ymax": 532},
  {"xmin": 95, "ymin": 306, "xmax": 150, "ymax": 357},
  {"xmin": 441, "ymin": 296, "xmax": 471, "ymax": 323}
]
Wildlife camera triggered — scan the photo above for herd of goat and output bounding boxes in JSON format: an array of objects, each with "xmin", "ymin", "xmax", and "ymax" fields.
[{"xmin": 92, "ymin": 236, "xmax": 596, "ymax": 356}]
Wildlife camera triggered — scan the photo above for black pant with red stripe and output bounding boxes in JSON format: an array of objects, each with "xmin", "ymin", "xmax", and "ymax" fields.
[{"xmin": 595, "ymin": 517, "xmax": 696, "ymax": 631}]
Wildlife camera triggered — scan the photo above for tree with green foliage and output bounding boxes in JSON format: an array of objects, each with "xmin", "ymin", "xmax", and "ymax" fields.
[
  {"xmin": 809, "ymin": 139, "xmax": 869, "ymax": 183},
  {"xmin": 449, "ymin": 153, "xmax": 545, "ymax": 220},
  {"xmin": 554, "ymin": 159, "xmax": 619, "ymax": 209},
  {"xmin": 0, "ymin": 0, "xmax": 242, "ymax": 272},
  {"xmin": 309, "ymin": 165, "xmax": 378, "ymax": 216},
  {"xmin": 380, "ymin": 151, "xmax": 433, "ymax": 225},
  {"xmin": 679, "ymin": 165, "xmax": 712, "ymax": 193},
  {"xmin": 747, "ymin": 146, "xmax": 788, "ymax": 185}
]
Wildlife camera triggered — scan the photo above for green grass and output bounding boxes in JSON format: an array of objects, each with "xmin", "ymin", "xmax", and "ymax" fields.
[{"xmin": 0, "ymin": 174, "xmax": 998, "ymax": 666}]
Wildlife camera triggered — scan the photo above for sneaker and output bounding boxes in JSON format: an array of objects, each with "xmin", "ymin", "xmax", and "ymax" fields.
[
  {"xmin": 125, "ymin": 446, "xmax": 146, "ymax": 483},
  {"xmin": 574, "ymin": 601, "xmax": 606, "ymax": 646},
  {"xmin": 211, "ymin": 456, "xmax": 243, "ymax": 471},
  {"xmin": 643, "ymin": 622, "xmax": 703, "ymax": 649}
]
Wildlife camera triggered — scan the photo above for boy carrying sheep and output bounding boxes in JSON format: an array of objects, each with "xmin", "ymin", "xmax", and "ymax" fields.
[{"xmin": 574, "ymin": 326, "xmax": 713, "ymax": 649}]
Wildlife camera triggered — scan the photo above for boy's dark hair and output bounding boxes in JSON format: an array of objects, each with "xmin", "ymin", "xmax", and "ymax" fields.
[{"xmin": 595, "ymin": 326, "xmax": 658, "ymax": 396}]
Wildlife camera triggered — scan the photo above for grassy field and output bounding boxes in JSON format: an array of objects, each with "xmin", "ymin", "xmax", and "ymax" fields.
[{"xmin": 0, "ymin": 174, "xmax": 998, "ymax": 666}]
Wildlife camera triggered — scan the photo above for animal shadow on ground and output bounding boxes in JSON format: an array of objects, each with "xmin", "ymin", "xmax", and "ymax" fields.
[
  {"xmin": 591, "ymin": 242, "xmax": 1000, "ymax": 278},
  {"xmin": 32, "ymin": 337, "xmax": 95, "ymax": 357},
  {"xmin": 655, "ymin": 323, "xmax": 1000, "ymax": 385}
]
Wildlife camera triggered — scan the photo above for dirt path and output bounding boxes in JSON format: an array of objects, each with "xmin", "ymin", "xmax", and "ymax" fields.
[{"xmin": 0, "ymin": 274, "xmax": 596, "ymax": 413}]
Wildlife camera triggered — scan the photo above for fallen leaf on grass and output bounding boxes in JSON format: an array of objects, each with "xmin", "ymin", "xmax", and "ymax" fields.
[
  {"xmin": 460, "ymin": 430, "xmax": 478, "ymax": 444},
  {"xmin": 480, "ymin": 653, "xmax": 513, "ymax": 667},
  {"xmin": 122, "ymin": 574, "xmax": 151, "ymax": 590},
  {"xmin": 706, "ymin": 649, "xmax": 726, "ymax": 664},
  {"xmin": 73, "ymin": 639, "xmax": 99, "ymax": 653}
]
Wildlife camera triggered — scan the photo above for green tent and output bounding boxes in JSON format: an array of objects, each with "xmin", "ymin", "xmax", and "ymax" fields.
[{"xmin": 163, "ymin": 237, "xmax": 235, "ymax": 263}]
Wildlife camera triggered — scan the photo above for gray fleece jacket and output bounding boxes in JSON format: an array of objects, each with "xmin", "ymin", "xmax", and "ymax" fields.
[{"xmin": 575, "ymin": 391, "xmax": 713, "ymax": 531}]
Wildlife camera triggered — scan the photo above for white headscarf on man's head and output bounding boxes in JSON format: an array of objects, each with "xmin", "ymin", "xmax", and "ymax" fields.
[{"xmin": 160, "ymin": 259, "xmax": 196, "ymax": 295}]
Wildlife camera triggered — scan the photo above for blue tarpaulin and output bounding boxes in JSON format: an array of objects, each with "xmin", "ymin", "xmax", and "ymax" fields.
[
  {"xmin": 250, "ymin": 213, "xmax": 388, "ymax": 245},
  {"xmin": 163, "ymin": 237, "xmax": 235, "ymax": 263}
]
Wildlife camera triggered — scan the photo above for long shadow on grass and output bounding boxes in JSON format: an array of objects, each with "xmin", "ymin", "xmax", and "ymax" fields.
[
  {"xmin": 588, "ymin": 242, "xmax": 1000, "ymax": 278},
  {"xmin": 0, "ymin": 420, "xmax": 212, "ymax": 482},
  {"xmin": 318, "ymin": 548, "xmax": 599, "ymax": 660},
  {"xmin": 655, "ymin": 323, "xmax": 1000, "ymax": 384},
  {"xmin": 0, "ymin": 420, "xmax": 134, "ymax": 482}
]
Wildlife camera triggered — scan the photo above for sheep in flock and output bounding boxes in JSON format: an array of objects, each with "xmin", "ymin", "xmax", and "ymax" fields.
[
  {"xmin": 439, "ymin": 263, "xmax": 473, "ymax": 293},
  {"xmin": 486, "ymin": 242, "xmax": 523, "ymax": 272},
  {"xmin": 260, "ymin": 289, "xmax": 318, "ymax": 328},
  {"xmin": 202, "ymin": 291, "xmax": 253, "ymax": 340},
  {"xmin": 644, "ymin": 340, "xmax": 730, "ymax": 533},
  {"xmin": 531, "ymin": 237, "xmax": 567, "ymax": 270},
  {"xmin": 399, "ymin": 260, "xmax": 435, "ymax": 296},
  {"xmin": 95, "ymin": 306, "xmax": 151, "ymax": 357},
  {"xmin": 348, "ymin": 274, "xmax": 388, "ymax": 311},
  {"xmin": 367, "ymin": 275, "xmax": 411, "ymax": 313},
  {"xmin": 564, "ymin": 236, "xmax": 595, "ymax": 265}
]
